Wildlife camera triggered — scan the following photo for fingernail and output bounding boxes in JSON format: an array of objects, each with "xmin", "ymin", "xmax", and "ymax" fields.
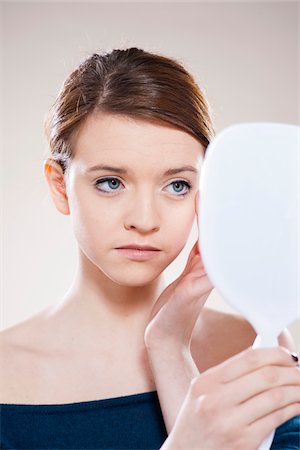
[{"xmin": 290, "ymin": 352, "xmax": 299, "ymax": 362}]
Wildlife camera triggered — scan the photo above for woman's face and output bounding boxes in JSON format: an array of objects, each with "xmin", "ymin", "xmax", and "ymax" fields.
[{"xmin": 63, "ymin": 112, "xmax": 204, "ymax": 286}]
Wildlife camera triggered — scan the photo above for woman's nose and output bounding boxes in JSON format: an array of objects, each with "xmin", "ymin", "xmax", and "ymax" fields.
[{"xmin": 123, "ymin": 195, "xmax": 160, "ymax": 232}]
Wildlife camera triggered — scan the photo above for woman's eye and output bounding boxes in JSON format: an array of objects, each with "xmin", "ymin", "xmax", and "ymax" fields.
[
  {"xmin": 94, "ymin": 177, "xmax": 192, "ymax": 197},
  {"xmin": 165, "ymin": 180, "xmax": 192, "ymax": 196},
  {"xmin": 95, "ymin": 177, "xmax": 121, "ymax": 193}
]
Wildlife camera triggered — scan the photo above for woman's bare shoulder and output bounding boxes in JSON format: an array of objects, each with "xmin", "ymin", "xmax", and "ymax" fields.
[
  {"xmin": 0, "ymin": 312, "xmax": 52, "ymax": 403},
  {"xmin": 190, "ymin": 307, "xmax": 255, "ymax": 371},
  {"xmin": 0, "ymin": 316, "xmax": 41, "ymax": 355},
  {"xmin": 0, "ymin": 330, "xmax": 35, "ymax": 403},
  {"xmin": 190, "ymin": 307, "xmax": 295, "ymax": 372}
]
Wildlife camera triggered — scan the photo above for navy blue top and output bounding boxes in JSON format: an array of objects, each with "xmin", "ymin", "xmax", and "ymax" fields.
[{"xmin": 0, "ymin": 390, "xmax": 299, "ymax": 449}]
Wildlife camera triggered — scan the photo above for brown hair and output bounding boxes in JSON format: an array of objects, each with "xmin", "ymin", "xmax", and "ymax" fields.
[{"xmin": 44, "ymin": 47, "xmax": 215, "ymax": 178}]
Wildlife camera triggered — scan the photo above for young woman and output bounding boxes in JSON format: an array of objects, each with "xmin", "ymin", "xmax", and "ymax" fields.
[{"xmin": 1, "ymin": 47, "xmax": 299, "ymax": 449}]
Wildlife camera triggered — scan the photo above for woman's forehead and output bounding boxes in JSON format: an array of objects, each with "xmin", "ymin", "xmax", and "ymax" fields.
[{"xmin": 71, "ymin": 113, "xmax": 204, "ymax": 170}]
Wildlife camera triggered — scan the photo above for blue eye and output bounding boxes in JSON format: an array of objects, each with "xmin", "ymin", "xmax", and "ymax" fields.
[
  {"xmin": 95, "ymin": 178, "xmax": 121, "ymax": 192},
  {"xmin": 167, "ymin": 180, "xmax": 192, "ymax": 196},
  {"xmin": 94, "ymin": 177, "xmax": 192, "ymax": 197}
]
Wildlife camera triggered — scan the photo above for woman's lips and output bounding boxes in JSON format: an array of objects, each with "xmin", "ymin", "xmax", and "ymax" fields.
[{"xmin": 115, "ymin": 248, "xmax": 161, "ymax": 261}]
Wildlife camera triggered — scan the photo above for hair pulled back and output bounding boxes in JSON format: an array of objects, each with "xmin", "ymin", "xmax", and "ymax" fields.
[{"xmin": 44, "ymin": 47, "xmax": 215, "ymax": 176}]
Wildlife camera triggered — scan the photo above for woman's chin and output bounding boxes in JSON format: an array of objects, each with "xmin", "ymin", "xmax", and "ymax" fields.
[{"xmin": 105, "ymin": 267, "xmax": 164, "ymax": 287}]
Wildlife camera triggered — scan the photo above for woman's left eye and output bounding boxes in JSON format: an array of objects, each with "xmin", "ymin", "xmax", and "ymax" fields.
[
  {"xmin": 94, "ymin": 177, "xmax": 192, "ymax": 197},
  {"xmin": 166, "ymin": 180, "xmax": 192, "ymax": 196}
]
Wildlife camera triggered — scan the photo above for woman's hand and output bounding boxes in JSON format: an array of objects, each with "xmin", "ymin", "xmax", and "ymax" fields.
[
  {"xmin": 160, "ymin": 346, "xmax": 300, "ymax": 450},
  {"xmin": 144, "ymin": 192, "xmax": 214, "ymax": 351}
]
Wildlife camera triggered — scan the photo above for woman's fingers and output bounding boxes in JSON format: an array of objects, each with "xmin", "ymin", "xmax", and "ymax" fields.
[
  {"xmin": 249, "ymin": 402, "xmax": 300, "ymax": 447},
  {"xmin": 190, "ymin": 346, "xmax": 298, "ymax": 399},
  {"xmin": 187, "ymin": 242, "xmax": 199, "ymax": 263},
  {"xmin": 181, "ymin": 237, "xmax": 210, "ymax": 281},
  {"xmin": 191, "ymin": 346, "xmax": 300, "ymax": 421},
  {"xmin": 223, "ymin": 365, "xmax": 300, "ymax": 412},
  {"xmin": 212, "ymin": 346, "xmax": 298, "ymax": 384},
  {"xmin": 238, "ymin": 383, "xmax": 300, "ymax": 425},
  {"xmin": 166, "ymin": 344, "xmax": 300, "ymax": 449},
  {"xmin": 181, "ymin": 242, "xmax": 203, "ymax": 277}
]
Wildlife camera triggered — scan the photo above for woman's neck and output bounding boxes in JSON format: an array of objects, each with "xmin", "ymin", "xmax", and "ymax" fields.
[{"xmin": 44, "ymin": 253, "xmax": 166, "ymax": 357}]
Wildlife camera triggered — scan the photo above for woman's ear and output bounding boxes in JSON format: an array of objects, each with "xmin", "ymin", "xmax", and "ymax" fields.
[{"xmin": 43, "ymin": 159, "xmax": 70, "ymax": 215}]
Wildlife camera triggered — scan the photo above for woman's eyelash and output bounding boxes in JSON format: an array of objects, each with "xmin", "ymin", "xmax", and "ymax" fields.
[{"xmin": 94, "ymin": 177, "xmax": 193, "ymax": 197}]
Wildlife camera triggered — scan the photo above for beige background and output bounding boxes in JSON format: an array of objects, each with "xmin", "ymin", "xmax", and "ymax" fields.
[{"xmin": 1, "ymin": 1, "xmax": 299, "ymax": 353}]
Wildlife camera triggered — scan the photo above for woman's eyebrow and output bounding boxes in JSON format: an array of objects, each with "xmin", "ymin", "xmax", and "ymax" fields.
[{"xmin": 86, "ymin": 164, "xmax": 198, "ymax": 175}]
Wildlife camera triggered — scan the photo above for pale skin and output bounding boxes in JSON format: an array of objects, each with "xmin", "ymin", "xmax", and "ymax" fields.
[
  {"xmin": 0, "ymin": 112, "xmax": 298, "ymax": 448},
  {"xmin": 1, "ymin": 111, "xmax": 207, "ymax": 402},
  {"xmin": 42, "ymin": 111, "xmax": 205, "ymax": 367}
]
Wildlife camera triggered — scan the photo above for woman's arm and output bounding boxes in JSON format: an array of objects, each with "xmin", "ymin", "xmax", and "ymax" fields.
[
  {"xmin": 145, "ymin": 308, "xmax": 246, "ymax": 435},
  {"xmin": 146, "ymin": 342, "xmax": 200, "ymax": 435},
  {"xmin": 146, "ymin": 307, "xmax": 298, "ymax": 438},
  {"xmin": 157, "ymin": 346, "xmax": 300, "ymax": 450}
]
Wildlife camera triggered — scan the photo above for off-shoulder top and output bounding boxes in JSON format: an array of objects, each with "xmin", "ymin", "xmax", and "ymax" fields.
[{"xmin": 0, "ymin": 390, "xmax": 299, "ymax": 449}]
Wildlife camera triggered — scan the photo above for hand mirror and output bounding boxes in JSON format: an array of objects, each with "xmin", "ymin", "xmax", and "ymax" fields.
[{"xmin": 198, "ymin": 122, "xmax": 299, "ymax": 450}]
